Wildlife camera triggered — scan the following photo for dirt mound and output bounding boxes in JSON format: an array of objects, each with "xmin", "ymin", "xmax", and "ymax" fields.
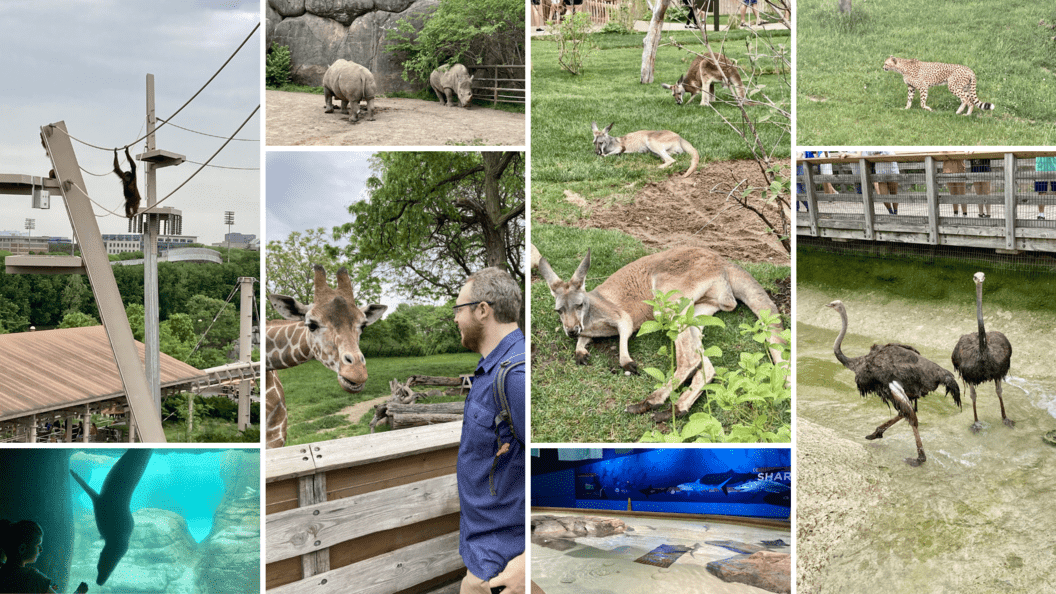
[{"xmin": 574, "ymin": 159, "xmax": 790, "ymax": 266}]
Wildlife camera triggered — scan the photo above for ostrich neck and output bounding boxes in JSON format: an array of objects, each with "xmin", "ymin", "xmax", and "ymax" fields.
[
  {"xmin": 833, "ymin": 306, "xmax": 853, "ymax": 366},
  {"xmin": 976, "ymin": 283, "xmax": 988, "ymax": 352}
]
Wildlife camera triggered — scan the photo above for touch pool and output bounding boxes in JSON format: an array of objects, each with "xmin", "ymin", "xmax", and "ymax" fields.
[{"xmin": 531, "ymin": 512, "xmax": 791, "ymax": 594}]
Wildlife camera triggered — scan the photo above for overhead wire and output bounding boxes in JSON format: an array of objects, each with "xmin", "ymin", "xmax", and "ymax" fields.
[
  {"xmin": 188, "ymin": 282, "xmax": 242, "ymax": 358},
  {"xmin": 157, "ymin": 117, "xmax": 258, "ymax": 142},
  {"xmin": 50, "ymin": 22, "xmax": 259, "ymax": 153}
]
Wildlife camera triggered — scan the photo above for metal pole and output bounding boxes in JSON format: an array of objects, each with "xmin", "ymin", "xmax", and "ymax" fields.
[
  {"xmin": 144, "ymin": 74, "xmax": 161, "ymax": 414},
  {"xmin": 238, "ymin": 276, "xmax": 253, "ymax": 430}
]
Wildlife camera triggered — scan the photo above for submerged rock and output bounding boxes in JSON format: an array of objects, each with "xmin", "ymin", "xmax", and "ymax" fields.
[
  {"xmin": 706, "ymin": 551, "xmax": 791, "ymax": 594},
  {"xmin": 531, "ymin": 515, "xmax": 627, "ymax": 538}
]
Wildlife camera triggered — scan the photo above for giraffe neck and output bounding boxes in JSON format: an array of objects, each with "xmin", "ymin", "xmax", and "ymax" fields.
[{"xmin": 267, "ymin": 320, "xmax": 315, "ymax": 370}]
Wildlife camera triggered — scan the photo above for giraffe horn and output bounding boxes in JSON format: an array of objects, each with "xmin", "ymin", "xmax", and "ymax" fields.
[
  {"xmin": 312, "ymin": 265, "xmax": 335, "ymax": 301},
  {"xmin": 335, "ymin": 267, "xmax": 356, "ymax": 304}
]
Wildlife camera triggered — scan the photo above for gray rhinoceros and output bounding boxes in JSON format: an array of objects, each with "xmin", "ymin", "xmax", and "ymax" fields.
[
  {"xmin": 429, "ymin": 64, "xmax": 474, "ymax": 108},
  {"xmin": 322, "ymin": 59, "xmax": 376, "ymax": 123}
]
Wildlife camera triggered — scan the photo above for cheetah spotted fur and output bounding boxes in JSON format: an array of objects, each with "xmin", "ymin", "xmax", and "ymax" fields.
[{"xmin": 882, "ymin": 56, "xmax": 995, "ymax": 116}]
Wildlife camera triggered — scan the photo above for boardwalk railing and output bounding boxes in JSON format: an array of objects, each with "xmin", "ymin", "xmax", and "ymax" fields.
[
  {"xmin": 796, "ymin": 152, "xmax": 1056, "ymax": 253},
  {"xmin": 266, "ymin": 422, "xmax": 463, "ymax": 594},
  {"xmin": 468, "ymin": 65, "xmax": 525, "ymax": 106}
]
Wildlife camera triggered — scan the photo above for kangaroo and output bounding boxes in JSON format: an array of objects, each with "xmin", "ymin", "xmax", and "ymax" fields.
[
  {"xmin": 591, "ymin": 122, "xmax": 700, "ymax": 178},
  {"xmin": 661, "ymin": 52, "xmax": 745, "ymax": 106},
  {"xmin": 538, "ymin": 246, "xmax": 786, "ymax": 421}
]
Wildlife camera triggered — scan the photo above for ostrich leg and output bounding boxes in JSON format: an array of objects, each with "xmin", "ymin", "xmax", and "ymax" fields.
[
  {"xmin": 996, "ymin": 379, "xmax": 1015, "ymax": 428},
  {"xmin": 969, "ymin": 384, "xmax": 983, "ymax": 433},
  {"xmin": 866, "ymin": 414, "xmax": 903, "ymax": 440},
  {"xmin": 905, "ymin": 411, "xmax": 926, "ymax": 467}
]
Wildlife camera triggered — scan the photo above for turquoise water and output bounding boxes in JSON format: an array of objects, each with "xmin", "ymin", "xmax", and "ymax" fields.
[{"xmin": 70, "ymin": 449, "xmax": 230, "ymax": 542}]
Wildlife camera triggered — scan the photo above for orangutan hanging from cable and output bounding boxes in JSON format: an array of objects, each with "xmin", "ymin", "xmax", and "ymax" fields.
[{"xmin": 113, "ymin": 146, "xmax": 141, "ymax": 219}]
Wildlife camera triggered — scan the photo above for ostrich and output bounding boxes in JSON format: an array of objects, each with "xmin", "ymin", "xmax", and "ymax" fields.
[
  {"xmin": 951, "ymin": 272, "xmax": 1013, "ymax": 432},
  {"xmin": 827, "ymin": 300, "xmax": 961, "ymax": 466}
]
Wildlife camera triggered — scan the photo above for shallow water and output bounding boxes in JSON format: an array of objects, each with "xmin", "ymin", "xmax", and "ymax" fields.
[
  {"xmin": 796, "ymin": 287, "xmax": 1056, "ymax": 593},
  {"xmin": 532, "ymin": 512, "xmax": 790, "ymax": 594}
]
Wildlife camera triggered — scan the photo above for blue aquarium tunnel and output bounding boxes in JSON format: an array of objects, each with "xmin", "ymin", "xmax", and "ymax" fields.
[{"xmin": 531, "ymin": 448, "xmax": 791, "ymax": 519}]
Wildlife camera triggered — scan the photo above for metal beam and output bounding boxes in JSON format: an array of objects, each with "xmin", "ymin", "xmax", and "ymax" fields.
[{"xmin": 41, "ymin": 121, "xmax": 166, "ymax": 442}]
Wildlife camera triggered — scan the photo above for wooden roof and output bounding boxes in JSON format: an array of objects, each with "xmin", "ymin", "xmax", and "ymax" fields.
[{"xmin": 0, "ymin": 325, "xmax": 205, "ymax": 421}]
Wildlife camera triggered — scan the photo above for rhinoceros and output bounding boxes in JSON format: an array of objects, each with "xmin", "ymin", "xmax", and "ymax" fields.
[
  {"xmin": 429, "ymin": 64, "xmax": 474, "ymax": 108},
  {"xmin": 322, "ymin": 59, "xmax": 376, "ymax": 123}
]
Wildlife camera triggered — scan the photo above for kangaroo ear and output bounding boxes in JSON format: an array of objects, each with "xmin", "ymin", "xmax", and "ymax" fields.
[
  {"xmin": 591, "ymin": 121, "xmax": 599, "ymax": 133},
  {"xmin": 677, "ymin": 74, "xmax": 685, "ymax": 84},
  {"xmin": 537, "ymin": 256, "xmax": 562, "ymax": 286},
  {"xmin": 571, "ymin": 248, "xmax": 591, "ymax": 288},
  {"xmin": 603, "ymin": 123, "xmax": 614, "ymax": 134},
  {"xmin": 661, "ymin": 83, "xmax": 672, "ymax": 89}
]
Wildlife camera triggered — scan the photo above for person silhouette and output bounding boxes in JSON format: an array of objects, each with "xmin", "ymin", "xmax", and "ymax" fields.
[{"xmin": 0, "ymin": 520, "xmax": 88, "ymax": 594}]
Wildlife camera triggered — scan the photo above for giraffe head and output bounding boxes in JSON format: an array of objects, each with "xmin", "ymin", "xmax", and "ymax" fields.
[{"xmin": 268, "ymin": 265, "xmax": 387, "ymax": 393}]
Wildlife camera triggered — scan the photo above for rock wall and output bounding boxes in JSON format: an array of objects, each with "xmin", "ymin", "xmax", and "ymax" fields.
[{"xmin": 266, "ymin": 0, "xmax": 440, "ymax": 91}]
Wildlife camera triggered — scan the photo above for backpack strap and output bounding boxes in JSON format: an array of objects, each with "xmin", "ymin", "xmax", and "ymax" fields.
[{"xmin": 489, "ymin": 354, "xmax": 525, "ymax": 496}]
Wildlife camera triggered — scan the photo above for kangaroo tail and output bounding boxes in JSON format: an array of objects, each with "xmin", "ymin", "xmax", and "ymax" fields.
[
  {"xmin": 681, "ymin": 139, "xmax": 699, "ymax": 178},
  {"xmin": 726, "ymin": 263, "xmax": 786, "ymax": 365}
]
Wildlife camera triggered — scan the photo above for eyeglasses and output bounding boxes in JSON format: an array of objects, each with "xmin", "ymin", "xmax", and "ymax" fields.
[{"xmin": 452, "ymin": 300, "xmax": 492, "ymax": 314}]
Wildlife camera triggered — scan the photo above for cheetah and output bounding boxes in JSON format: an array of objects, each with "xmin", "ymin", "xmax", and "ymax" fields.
[{"xmin": 882, "ymin": 56, "xmax": 995, "ymax": 116}]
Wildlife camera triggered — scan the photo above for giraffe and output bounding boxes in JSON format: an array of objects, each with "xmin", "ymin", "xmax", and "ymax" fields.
[{"xmin": 265, "ymin": 265, "xmax": 387, "ymax": 448}]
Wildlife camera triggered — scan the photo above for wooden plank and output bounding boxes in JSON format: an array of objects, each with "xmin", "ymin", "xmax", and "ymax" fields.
[
  {"xmin": 267, "ymin": 474, "xmax": 460, "ymax": 564},
  {"xmin": 268, "ymin": 532, "xmax": 465, "ymax": 594},
  {"xmin": 1004, "ymin": 153, "xmax": 1017, "ymax": 250},
  {"xmin": 326, "ymin": 448, "xmax": 458, "ymax": 500},
  {"xmin": 312, "ymin": 422, "xmax": 462, "ymax": 475},
  {"xmin": 925, "ymin": 155, "xmax": 939, "ymax": 244},
  {"xmin": 267, "ymin": 441, "xmax": 320, "ymax": 483},
  {"xmin": 299, "ymin": 473, "xmax": 330, "ymax": 579},
  {"xmin": 400, "ymin": 571, "xmax": 464, "ymax": 594},
  {"xmin": 267, "ymin": 479, "xmax": 300, "ymax": 515},
  {"xmin": 392, "ymin": 414, "xmax": 463, "ymax": 430},
  {"xmin": 266, "ymin": 556, "xmax": 302, "ymax": 590},
  {"xmin": 330, "ymin": 513, "xmax": 461, "ymax": 569},
  {"xmin": 388, "ymin": 403, "xmax": 465, "ymax": 415}
]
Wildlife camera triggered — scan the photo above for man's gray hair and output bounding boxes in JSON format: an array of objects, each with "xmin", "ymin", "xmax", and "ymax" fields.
[{"xmin": 467, "ymin": 267, "xmax": 521, "ymax": 324}]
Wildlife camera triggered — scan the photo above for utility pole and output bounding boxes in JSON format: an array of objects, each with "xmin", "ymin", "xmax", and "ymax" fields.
[
  {"xmin": 238, "ymin": 276, "xmax": 253, "ymax": 430},
  {"xmin": 138, "ymin": 74, "xmax": 185, "ymax": 416}
]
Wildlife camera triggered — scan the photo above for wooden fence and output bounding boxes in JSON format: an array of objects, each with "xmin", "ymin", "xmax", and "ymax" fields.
[
  {"xmin": 530, "ymin": 0, "xmax": 779, "ymax": 27},
  {"xmin": 796, "ymin": 152, "xmax": 1056, "ymax": 253},
  {"xmin": 266, "ymin": 423, "xmax": 464, "ymax": 594},
  {"xmin": 468, "ymin": 65, "xmax": 525, "ymax": 105}
]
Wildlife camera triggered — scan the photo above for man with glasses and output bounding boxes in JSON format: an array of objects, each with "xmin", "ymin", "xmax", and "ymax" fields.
[{"xmin": 452, "ymin": 267, "xmax": 525, "ymax": 594}]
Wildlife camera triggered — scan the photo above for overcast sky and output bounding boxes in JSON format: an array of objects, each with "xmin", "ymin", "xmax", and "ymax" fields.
[
  {"xmin": 265, "ymin": 151, "xmax": 373, "ymax": 246},
  {"xmin": 0, "ymin": 0, "xmax": 260, "ymax": 246}
]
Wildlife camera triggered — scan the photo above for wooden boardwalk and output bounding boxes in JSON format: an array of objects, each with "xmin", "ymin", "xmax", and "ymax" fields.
[{"xmin": 796, "ymin": 152, "xmax": 1056, "ymax": 253}]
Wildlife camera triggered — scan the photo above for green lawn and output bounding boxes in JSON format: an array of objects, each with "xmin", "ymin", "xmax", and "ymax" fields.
[
  {"xmin": 277, "ymin": 352, "xmax": 480, "ymax": 445},
  {"xmin": 531, "ymin": 224, "xmax": 790, "ymax": 443},
  {"xmin": 796, "ymin": 0, "xmax": 1056, "ymax": 144},
  {"xmin": 531, "ymin": 28, "xmax": 791, "ymax": 223}
]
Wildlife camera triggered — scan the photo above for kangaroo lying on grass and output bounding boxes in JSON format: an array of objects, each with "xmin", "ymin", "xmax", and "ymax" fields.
[
  {"xmin": 538, "ymin": 246, "xmax": 786, "ymax": 421},
  {"xmin": 591, "ymin": 121, "xmax": 700, "ymax": 178}
]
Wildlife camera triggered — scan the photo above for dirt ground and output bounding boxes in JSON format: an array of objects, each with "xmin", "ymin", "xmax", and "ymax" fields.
[
  {"xmin": 265, "ymin": 90, "xmax": 526, "ymax": 146},
  {"xmin": 535, "ymin": 159, "xmax": 792, "ymax": 313}
]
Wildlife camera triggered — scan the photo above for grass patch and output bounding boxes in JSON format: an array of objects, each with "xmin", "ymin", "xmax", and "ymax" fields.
[
  {"xmin": 531, "ymin": 224, "xmax": 790, "ymax": 443},
  {"xmin": 531, "ymin": 29, "xmax": 791, "ymax": 224},
  {"xmin": 277, "ymin": 352, "xmax": 480, "ymax": 445},
  {"xmin": 164, "ymin": 418, "xmax": 260, "ymax": 444},
  {"xmin": 798, "ymin": 246, "xmax": 1056, "ymax": 312},
  {"xmin": 797, "ymin": 0, "xmax": 1056, "ymax": 144}
]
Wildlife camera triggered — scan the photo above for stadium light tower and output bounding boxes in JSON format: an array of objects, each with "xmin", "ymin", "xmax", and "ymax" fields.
[
  {"xmin": 224, "ymin": 210, "xmax": 234, "ymax": 263},
  {"xmin": 24, "ymin": 218, "xmax": 35, "ymax": 253}
]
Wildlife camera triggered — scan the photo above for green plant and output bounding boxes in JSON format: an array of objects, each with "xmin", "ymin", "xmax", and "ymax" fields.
[
  {"xmin": 640, "ymin": 309, "xmax": 791, "ymax": 443},
  {"xmin": 734, "ymin": 164, "xmax": 792, "ymax": 253},
  {"xmin": 265, "ymin": 45, "xmax": 291, "ymax": 88},
  {"xmin": 638, "ymin": 289, "xmax": 724, "ymax": 428},
  {"xmin": 555, "ymin": 12, "xmax": 598, "ymax": 75}
]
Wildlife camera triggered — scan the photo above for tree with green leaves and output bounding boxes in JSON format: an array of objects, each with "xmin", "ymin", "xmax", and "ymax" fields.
[
  {"xmin": 333, "ymin": 151, "xmax": 525, "ymax": 302},
  {"xmin": 265, "ymin": 228, "xmax": 381, "ymax": 316},
  {"xmin": 387, "ymin": 0, "xmax": 524, "ymax": 84}
]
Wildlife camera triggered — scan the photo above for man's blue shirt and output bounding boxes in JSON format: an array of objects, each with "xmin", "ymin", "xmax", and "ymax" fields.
[{"xmin": 457, "ymin": 327, "xmax": 526, "ymax": 580}]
